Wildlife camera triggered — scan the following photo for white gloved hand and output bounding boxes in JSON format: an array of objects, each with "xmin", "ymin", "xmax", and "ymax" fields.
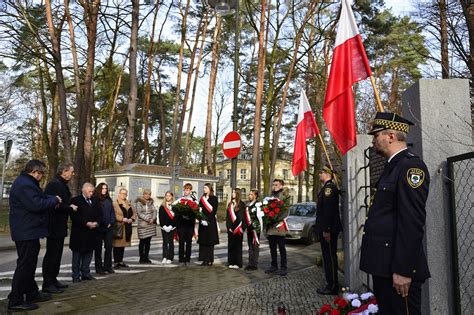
[{"xmin": 201, "ymin": 220, "xmax": 208, "ymax": 226}]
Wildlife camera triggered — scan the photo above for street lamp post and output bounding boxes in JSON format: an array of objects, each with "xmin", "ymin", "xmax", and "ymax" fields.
[{"xmin": 203, "ymin": 0, "xmax": 239, "ymax": 190}]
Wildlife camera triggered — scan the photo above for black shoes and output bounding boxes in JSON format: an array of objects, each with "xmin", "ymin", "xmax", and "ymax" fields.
[
  {"xmin": 317, "ymin": 286, "xmax": 339, "ymax": 295},
  {"xmin": 42, "ymin": 285, "xmax": 63, "ymax": 294},
  {"xmin": 244, "ymin": 266, "xmax": 258, "ymax": 271},
  {"xmin": 26, "ymin": 291, "xmax": 52, "ymax": 303},
  {"xmin": 279, "ymin": 268, "xmax": 288, "ymax": 276},
  {"xmin": 54, "ymin": 281, "xmax": 69, "ymax": 288},
  {"xmin": 105, "ymin": 268, "xmax": 115, "ymax": 274},
  {"xmin": 81, "ymin": 275, "xmax": 96, "ymax": 280},
  {"xmin": 265, "ymin": 266, "xmax": 279, "ymax": 274},
  {"xmin": 118, "ymin": 262, "xmax": 129, "ymax": 268},
  {"xmin": 72, "ymin": 278, "xmax": 81, "ymax": 283},
  {"xmin": 8, "ymin": 303, "xmax": 39, "ymax": 312}
]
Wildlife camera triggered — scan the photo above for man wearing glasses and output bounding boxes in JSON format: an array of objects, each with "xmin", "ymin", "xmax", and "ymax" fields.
[{"xmin": 8, "ymin": 160, "xmax": 62, "ymax": 311}]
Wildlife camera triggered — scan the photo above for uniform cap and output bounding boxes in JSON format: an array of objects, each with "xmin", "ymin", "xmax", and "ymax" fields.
[
  {"xmin": 368, "ymin": 112, "xmax": 414, "ymax": 135},
  {"xmin": 321, "ymin": 165, "xmax": 335, "ymax": 176}
]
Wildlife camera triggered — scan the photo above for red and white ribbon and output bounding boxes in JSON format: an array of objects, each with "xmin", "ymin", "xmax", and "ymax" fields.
[
  {"xmin": 232, "ymin": 222, "xmax": 243, "ymax": 236},
  {"xmin": 228, "ymin": 202, "xmax": 237, "ymax": 222},
  {"xmin": 200, "ymin": 196, "xmax": 213, "ymax": 214},
  {"xmin": 276, "ymin": 218, "xmax": 289, "ymax": 232},
  {"xmin": 164, "ymin": 204, "xmax": 175, "ymax": 220}
]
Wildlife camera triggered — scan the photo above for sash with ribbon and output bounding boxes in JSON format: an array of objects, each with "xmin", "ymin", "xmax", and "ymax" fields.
[
  {"xmin": 200, "ymin": 196, "xmax": 213, "ymax": 214},
  {"xmin": 164, "ymin": 204, "xmax": 175, "ymax": 220},
  {"xmin": 276, "ymin": 218, "xmax": 289, "ymax": 232},
  {"xmin": 228, "ymin": 202, "xmax": 243, "ymax": 236},
  {"xmin": 244, "ymin": 205, "xmax": 259, "ymax": 245}
]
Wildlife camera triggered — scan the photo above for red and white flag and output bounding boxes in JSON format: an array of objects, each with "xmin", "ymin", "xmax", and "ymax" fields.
[
  {"xmin": 323, "ymin": 0, "xmax": 372, "ymax": 155},
  {"xmin": 292, "ymin": 89, "xmax": 320, "ymax": 176}
]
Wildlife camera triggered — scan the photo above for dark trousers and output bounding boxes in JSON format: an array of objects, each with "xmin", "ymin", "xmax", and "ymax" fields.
[
  {"xmin": 113, "ymin": 247, "xmax": 125, "ymax": 263},
  {"xmin": 42, "ymin": 237, "xmax": 65, "ymax": 288},
  {"xmin": 227, "ymin": 232, "xmax": 243, "ymax": 267},
  {"xmin": 199, "ymin": 244, "xmax": 215, "ymax": 263},
  {"xmin": 247, "ymin": 232, "xmax": 260, "ymax": 267},
  {"xmin": 268, "ymin": 235, "xmax": 287, "ymax": 269},
  {"xmin": 8, "ymin": 239, "xmax": 40, "ymax": 307},
  {"xmin": 178, "ymin": 226, "xmax": 193, "ymax": 263},
  {"xmin": 319, "ymin": 231, "xmax": 339, "ymax": 289},
  {"xmin": 95, "ymin": 229, "xmax": 113, "ymax": 271},
  {"xmin": 161, "ymin": 230, "xmax": 174, "ymax": 261},
  {"xmin": 72, "ymin": 250, "xmax": 93, "ymax": 280},
  {"xmin": 139, "ymin": 237, "xmax": 152, "ymax": 261},
  {"xmin": 373, "ymin": 275, "xmax": 422, "ymax": 315}
]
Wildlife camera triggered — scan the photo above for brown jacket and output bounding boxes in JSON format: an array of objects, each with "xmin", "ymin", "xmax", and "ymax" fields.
[{"xmin": 112, "ymin": 199, "xmax": 137, "ymax": 247}]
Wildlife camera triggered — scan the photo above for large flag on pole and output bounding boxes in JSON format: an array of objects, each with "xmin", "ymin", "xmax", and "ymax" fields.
[
  {"xmin": 292, "ymin": 89, "xmax": 320, "ymax": 176},
  {"xmin": 323, "ymin": 0, "xmax": 372, "ymax": 155}
]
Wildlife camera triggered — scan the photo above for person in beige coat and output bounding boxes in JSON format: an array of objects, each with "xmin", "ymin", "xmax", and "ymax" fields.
[
  {"xmin": 112, "ymin": 188, "xmax": 137, "ymax": 269},
  {"xmin": 135, "ymin": 189, "xmax": 157, "ymax": 264}
]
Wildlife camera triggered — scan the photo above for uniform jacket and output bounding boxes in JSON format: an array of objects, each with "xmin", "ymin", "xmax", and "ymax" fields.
[
  {"xmin": 360, "ymin": 149, "xmax": 430, "ymax": 281},
  {"xmin": 44, "ymin": 175, "xmax": 72, "ymax": 239},
  {"xmin": 315, "ymin": 180, "xmax": 342, "ymax": 234},
  {"xmin": 112, "ymin": 199, "xmax": 137, "ymax": 247},
  {"xmin": 69, "ymin": 195, "xmax": 101, "ymax": 253},
  {"xmin": 9, "ymin": 172, "xmax": 58, "ymax": 242},
  {"xmin": 135, "ymin": 197, "xmax": 157, "ymax": 239},
  {"xmin": 159, "ymin": 203, "xmax": 176, "ymax": 228},
  {"xmin": 198, "ymin": 195, "xmax": 219, "ymax": 246}
]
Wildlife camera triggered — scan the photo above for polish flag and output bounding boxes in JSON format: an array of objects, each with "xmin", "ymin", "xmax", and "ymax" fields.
[
  {"xmin": 292, "ymin": 89, "xmax": 320, "ymax": 176},
  {"xmin": 323, "ymin": 0, "xmax": 372, "ymax": 155}
]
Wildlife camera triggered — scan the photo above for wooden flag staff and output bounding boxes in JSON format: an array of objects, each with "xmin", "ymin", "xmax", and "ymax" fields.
[{"xmin": 370, "ymin": 76, "xmax": 384, "ymax": 112}]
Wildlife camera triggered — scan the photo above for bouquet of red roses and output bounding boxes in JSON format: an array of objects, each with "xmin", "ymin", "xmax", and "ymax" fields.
[
  {"xmin": 262, "ymin": 197, "xmax": 289, "ymax": 229},
  {"xmin": 171, "ymin": 198, "xmax": 200, "ymax": 219}
]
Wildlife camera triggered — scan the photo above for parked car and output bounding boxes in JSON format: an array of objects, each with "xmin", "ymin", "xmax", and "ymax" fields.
[{"xmin": 285, "ymin": 202, "xmax": 317, "ymax": 244}]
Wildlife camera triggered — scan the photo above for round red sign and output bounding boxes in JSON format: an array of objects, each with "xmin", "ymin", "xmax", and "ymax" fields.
[{"xmin": 222, "ymin": 131, "xmax": 241, "ymax": 159}]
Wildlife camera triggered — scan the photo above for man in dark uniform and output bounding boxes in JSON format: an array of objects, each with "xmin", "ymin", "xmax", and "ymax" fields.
[
  {"xmin": 316, "ymin": 165, "xmax": 342, "ymax": 295},
  {"xmin": 42, "ymin": 162, "xmax": 75, "ymax": 293},
  {"xmin": 360, "ymin": 112, "xmax": 430, "ymax": 314}
]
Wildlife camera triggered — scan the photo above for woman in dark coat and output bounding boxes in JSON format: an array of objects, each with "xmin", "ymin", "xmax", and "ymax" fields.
[
  {"xmin": 93, "ymin": 183, "xmax": 116, "ymax": 274},
  {"xmin": 159, "ymin": 191, "xmax": 176, "ymax": 264},
  {"xmin": 226, "ymin": 188, "xmax": 246, "ymax": 269},
  {"xmin": 197, "ymin": 183, "xmax": 219, "ymax": 266}
]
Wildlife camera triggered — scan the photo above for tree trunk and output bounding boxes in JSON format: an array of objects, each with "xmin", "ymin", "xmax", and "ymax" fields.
[
  {"xmin": 251, "ymin": 0, "xmax": 267, "ymax": 190},
  {"xmin": 439, "ymin": 0, "xmax": 449, "ymax": 78},
  {"xmin": 123, "ymin": 0, "xmax": 139, "ymax": 165},
  {"xmin": 204, "ymin": 16, "xmax": 222, "ymax": 175}
]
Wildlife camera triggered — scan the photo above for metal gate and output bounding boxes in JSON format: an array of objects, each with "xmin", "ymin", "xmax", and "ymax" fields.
[{"xmin": 447, "ymin": 152, "xmax": 474, "ymax": 315}]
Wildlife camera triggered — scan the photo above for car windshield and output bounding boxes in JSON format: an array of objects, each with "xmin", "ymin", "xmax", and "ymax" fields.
[{"xmin": 289, "ymin": 204, "xmax": 316, "ymax": 217}]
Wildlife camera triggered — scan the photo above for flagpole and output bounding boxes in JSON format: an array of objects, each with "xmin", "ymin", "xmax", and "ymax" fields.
[
  {"xmin": 369, "ymin": 75, "xmax": 384, "ymax": 112},
  {"xmin": 317, "ymin": 132, "xmax": 339, "ymax": 187}
]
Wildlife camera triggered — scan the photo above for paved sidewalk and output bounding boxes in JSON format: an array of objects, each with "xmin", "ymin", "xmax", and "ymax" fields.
[{"xmin": 0, "ymin": 242, "xmax": 337, "ymax": 314}]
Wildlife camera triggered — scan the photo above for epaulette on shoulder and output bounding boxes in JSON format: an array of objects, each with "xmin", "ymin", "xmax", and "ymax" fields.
[{"xmin": 406, "ymin": 151, "xmax": 416, "ymax": 158}]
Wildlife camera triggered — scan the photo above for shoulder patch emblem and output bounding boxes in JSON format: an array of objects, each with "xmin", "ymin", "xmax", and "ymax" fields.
[
  {"xmin": 407, "ymin": 168, "xmax": 425, "ymax": 188},
  {"xmin": 324, "ymin": 188, "xmax": 332, "ymax": 196}
]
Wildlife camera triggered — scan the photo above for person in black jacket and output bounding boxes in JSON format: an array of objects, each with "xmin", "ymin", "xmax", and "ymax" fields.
[
  {"xmin": 42, "ymin": 162, "xmax": 75, "ymax": 294},
  {"xmin": 159, "ymin": 191, "xmax": 176, "ymax": 264},
  {"xmin": 226, "ymin": 188, "xmax": 246, "ymax": 269},
  {"xmin": 360, "ymin": 112, "xmax": 430, "ymax": 314},
  {"xmin": 175, "ymin": 183, "xmax": 196, "ymax": 266},
  {"xmin": 197, "ymin": 183, "xmax": 219, "ymax": 266},
  {"xmin": 93, "ymin": 183, "xmax": 116, "ymax": 274},
  {"xmin": 69, "ymin": 183, "xmax": 101, "ymax": 283},
  {"xmin": 8, "ymin": 160, "xmax": 61, "ymax": 312},
  {"xmin": 315, "ymin": 165, "xmax": 342, "ymax": 295}
]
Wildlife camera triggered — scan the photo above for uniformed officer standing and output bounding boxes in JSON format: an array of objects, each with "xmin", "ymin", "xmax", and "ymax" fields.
[
  {"xmin": 316, "ymin": 165, "xmax": 342, "ymax": 295},
  {"xmin": 360, "ymin": 112, "xmax": 430, "ymax": 314}
]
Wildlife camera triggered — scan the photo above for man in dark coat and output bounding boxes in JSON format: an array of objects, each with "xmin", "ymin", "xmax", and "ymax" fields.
[
  {"xmin": 69, "ymin": 182, "xmax": 101, "ymax": 282},
  {"xmin": 8, "ymin": 160, "xmax": 60, "ymax": 311},
  {"xmin": 175, "ymin": 183, "xmax": 196, "ymax": 266},
  {"xmin": 316, "ymin": 165, "xmax": 342, "ymax": 295},
  {"xmin": 360, "ymin": 112, "xmax": 430, "ymax": 314},
  {"xmin": 42, "ymin": 162, "xmax": 75, "ymax": 293}
]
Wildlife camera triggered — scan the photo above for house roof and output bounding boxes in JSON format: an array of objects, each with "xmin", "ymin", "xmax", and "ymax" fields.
[{"xmin": 95, "ymin": 163, "xmax": 219, "ymax": 181}]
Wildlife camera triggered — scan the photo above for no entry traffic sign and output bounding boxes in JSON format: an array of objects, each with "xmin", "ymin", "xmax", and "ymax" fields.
[{"xmin": 222, "ymin": 131, "xmax": 241, "ymax": 159}]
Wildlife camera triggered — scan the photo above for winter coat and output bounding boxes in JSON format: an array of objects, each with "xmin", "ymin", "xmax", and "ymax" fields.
[
  {"xmin": 135, "ymin": 197, "xmax": 157, "ymax": 239},
  {"xmin": 97, "ymin": 197, "xmax": 116, "ymax": 232},
  {"xmin": 197, "ymin": 195, "xmax": 219, "ymax": 246},
  {"xmin": 9, "ymin": 172, "xmax": 58, "ymax": 242},
  {"xmin": 112, "ymin": 199, "xmax": 137, "ymax": 247},
  {"xmin": 44, "ymin": 175, "xmax": 72, "ymax": 239},
  {"xmin": 69, "ymin": 195, "xmax": 102, "ymax": 253}
]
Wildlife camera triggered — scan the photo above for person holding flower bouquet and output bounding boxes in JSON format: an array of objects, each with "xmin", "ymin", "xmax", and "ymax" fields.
[
  {"xmin": 197, "ymin": 183, "xmax": 219, "ymax": 266},
  {"xmin": 175, "ymin": 183, "xmax": 197, "ymax": 266},
  {"xmin": 226, "ymin": 188, "xmax": 246, "ymax": 269},
  {"xmin": 244, "ymin": 189, "xmax": 263, "ymax": 271},
  {"xmin": 159, "ymin": 191, "xmax": 176, "ymax": 264},
  {"xmin": 264, "ymin": 179, "xmax": 290, "ymax": 276}
]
